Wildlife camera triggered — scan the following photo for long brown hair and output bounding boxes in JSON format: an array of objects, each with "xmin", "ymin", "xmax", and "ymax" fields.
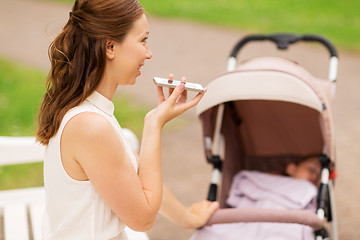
[{"xmin": 36, "ymin": 0, "xmax": 144, "ymax": 145}]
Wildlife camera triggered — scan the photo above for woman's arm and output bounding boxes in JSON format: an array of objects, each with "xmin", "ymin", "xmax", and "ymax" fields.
[
  {"xmin": 62, "ymin": 82, "xmax": 206, "ymax": 232},
  {"xmin": 62, "ymin": 113, "xmax": 161, "ymax": 231},
  {"xmin": 133, "ymin": 82, "xmax": 206, "ymax": 229},
  {"xmin": 160, "ymin": 185, "xmax": 219, "ymax": 229}
]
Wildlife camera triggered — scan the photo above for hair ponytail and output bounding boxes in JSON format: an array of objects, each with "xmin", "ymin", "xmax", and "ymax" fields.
[{"xmin": 36, "ymin": 0, "xmax": 144, "ymax": 145}]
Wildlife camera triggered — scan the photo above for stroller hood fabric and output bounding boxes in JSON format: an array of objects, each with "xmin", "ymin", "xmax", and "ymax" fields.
[{"xmin": 196, "ymin": 57, "xmax": 336, "ymax": 161}]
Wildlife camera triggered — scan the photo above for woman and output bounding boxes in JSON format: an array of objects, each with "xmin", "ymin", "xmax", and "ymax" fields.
[{"xmin": 36, "ymin": 0, "xmax": 218, "ymax": 239}]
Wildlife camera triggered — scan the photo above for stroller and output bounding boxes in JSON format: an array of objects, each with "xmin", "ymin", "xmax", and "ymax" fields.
[{"xmin": 192, "ymin": 34, "xmax": 338, "ymax": 240}]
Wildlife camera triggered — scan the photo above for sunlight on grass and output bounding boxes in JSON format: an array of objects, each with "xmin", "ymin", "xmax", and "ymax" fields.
[
  {"xmin": 0, "ymin": 162, "xmax": 44, "ymax": 190},
  {"xmin": 140, "ymin": 0, "xmax": 359, "ymax": 51},
  {"xmin": 0, "ymin": 58, "xmax": 46, "ymax": 136}
]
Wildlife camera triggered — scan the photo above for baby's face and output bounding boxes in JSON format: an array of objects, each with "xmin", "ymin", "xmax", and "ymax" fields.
[{"xmin": 288, "ymin": 157, "xmax": 321, "ymax": 186}]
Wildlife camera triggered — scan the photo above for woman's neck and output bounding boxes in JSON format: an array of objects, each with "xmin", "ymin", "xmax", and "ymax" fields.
[{"xmin": 96, "ymin": 74, "xmax": 117, "ymax": 101}]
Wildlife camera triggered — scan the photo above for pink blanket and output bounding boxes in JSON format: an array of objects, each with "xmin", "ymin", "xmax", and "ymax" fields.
[{"xmin": 191, "ymin": 171, "xmax": 318, "ymax": 240}]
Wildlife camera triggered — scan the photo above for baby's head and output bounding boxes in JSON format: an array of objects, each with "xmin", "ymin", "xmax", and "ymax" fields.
[{"xmin": 285, "ymin": 156, "xmax": 321, "ymax": 186}]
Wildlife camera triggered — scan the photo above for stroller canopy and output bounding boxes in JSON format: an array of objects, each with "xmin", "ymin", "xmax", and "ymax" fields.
[{"xmin": 196, "ymin": 57, "xmax": 335, "ymax": 163}]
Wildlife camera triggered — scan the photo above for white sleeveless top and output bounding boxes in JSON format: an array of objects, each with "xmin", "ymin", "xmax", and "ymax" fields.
[{"xmin": 42, "ymin": 91, "xmax": 138, "ymax": 240}]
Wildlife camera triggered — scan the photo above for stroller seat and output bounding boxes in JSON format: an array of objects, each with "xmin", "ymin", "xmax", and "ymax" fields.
[{"xmin": 192, "ymin": 170, "xmax": 318, "ymax": 240}]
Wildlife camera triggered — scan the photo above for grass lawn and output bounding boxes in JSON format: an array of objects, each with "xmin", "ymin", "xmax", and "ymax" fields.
[
  {"xmin": 48, "ymin": 0, "xmax": 360, "ymax": 51},
  {"xmin": 141, "ymin": 0, "xmax": 360, "ymax": 51},
  {"xmin": 0, "ymin": 58, "xmax": 45, "ymax": 190},
  {"xmin": 0, "ymin": 57, "xmax": 149, "ymax": 190},
  {"xmin": 0, "ymin": 58, "xmax": 45, "ymax": 136}
]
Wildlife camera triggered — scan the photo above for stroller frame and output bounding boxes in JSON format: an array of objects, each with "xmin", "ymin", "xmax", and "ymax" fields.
[{"xmin": 196, "ymin": 34, "xmax": 339, "ymax": 240}]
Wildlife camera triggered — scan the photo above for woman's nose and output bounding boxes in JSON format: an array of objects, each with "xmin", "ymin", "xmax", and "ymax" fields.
[{"xmin": 145, "ymin": 48, "xmax": 152, "ymax": 60}]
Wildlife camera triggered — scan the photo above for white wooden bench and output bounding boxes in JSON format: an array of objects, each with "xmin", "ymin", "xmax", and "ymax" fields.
[{"xmin": 0, "ymin": 132, "xmax": 149, "ymax": 240}]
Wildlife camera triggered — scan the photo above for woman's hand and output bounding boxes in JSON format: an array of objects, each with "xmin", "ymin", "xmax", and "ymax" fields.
[
  {"xmin": 184, "ymin": 200, "xmax": 219, "ymax": 229},
  {"xmin": 145, "ymin": 74, "xmax": 206, "ymax": 128},
  {"xmin": 165, "ymin": 74, "xmax": 187, "ymax": 103},
  {"xmin": 160, "ymin": 185, "xmax": 219, "ymax": 229}
]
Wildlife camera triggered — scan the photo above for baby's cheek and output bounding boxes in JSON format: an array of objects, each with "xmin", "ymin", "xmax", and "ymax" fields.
[{"xmin": 298, "ymin": 171, "xmax": 310, "ymax": 181}]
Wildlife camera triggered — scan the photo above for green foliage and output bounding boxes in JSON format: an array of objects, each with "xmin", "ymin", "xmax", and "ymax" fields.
[
  {"xmin": 140, "ymin": 0, "xmax": 359, "ymax": 51},
  {"xmin": 0, "ymin": 58, "xmax": 46, "ymax": 136}
]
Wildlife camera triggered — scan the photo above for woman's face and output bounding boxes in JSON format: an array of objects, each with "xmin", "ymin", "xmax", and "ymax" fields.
[{"xmin": 109, "ymin": 14, "xmax": 152, "ymax": 86}]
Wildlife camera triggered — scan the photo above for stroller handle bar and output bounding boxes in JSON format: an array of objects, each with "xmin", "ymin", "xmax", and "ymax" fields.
[
  {"xmin": 206, "ymin": 208, "xmax": 323, "ymax": 230},
  {"xmin": 227, "ymin": 34, "xmax": 338, "ymax": 83},
  {"xmin": 229, "ymin": 34, "xmax": 338, "ymax": 58}
]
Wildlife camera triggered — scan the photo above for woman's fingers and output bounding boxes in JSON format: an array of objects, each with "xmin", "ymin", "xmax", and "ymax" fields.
[
  {"xmin": 178, "ymin": 77, "xmax": 187, "ymax": 103},
  {"xmin": 187, "ymin": 200, "xmax": 219, "ymax": 228},
  {"xmin": 155, "ymin": 74, "xmax": 205, "ymax": 122},
  {"xmin": 180, "ymin": 88, "xmax": 206, "ymax": 110},
  {"xmin": 168, "ymin": 84, "xmax": 206, "ymax": 112},
  {"xmin": 167, "ymin": 82, "xmax": 186, "ymax": 103},
  {"xmin": 157, "ymin": 86, "xmax": 165, "ymax": 103},
  {"xmin": 167, "ymin": 75, "xmax": 188, "ymax": 103},
  {"xmin": 166, "ymin": 74, "xmax": 188, "ymax": 103},
  {"xmin": 168, "ymin": 74, "xmax": 175, "ymax": 96}
]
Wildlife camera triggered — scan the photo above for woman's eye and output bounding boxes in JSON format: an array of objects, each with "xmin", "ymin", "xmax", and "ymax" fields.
[{"xmin": 142, "ymin": 37, "xmax": 148, "ymax": 43}]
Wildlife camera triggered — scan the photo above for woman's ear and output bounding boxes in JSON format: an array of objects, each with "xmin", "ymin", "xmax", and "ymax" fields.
[
  {"xmin": 105, "ymin": 40, "xmax": 115, "ymax": 60},
  {"xmin": 286, "ymin": 163, "xmax": 297, "ymax": 177}
]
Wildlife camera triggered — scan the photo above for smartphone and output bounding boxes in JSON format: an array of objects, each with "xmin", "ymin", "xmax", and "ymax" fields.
[{"xmin": 153, "ymin": 77, "xmax": 204, "ymax": 93}]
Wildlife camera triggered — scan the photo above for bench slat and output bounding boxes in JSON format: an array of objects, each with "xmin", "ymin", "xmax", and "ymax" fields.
[
  {"xmin": 4, "ymin": 204, "xmax": 29, "ymax": 240},
  {"xmin": 30, "ymin": 203, "xmax": 44, "ymax": 240},
  {"xmin": 0, "ymin": 137, "xmax": 44, "ymax": 166},
  {"xmin": 0, "ymin": 187, "xmax": 45, "ymax": 205}
]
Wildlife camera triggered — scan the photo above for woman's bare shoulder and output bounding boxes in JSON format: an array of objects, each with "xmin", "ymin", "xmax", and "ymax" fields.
[{"xmin": 63, "ymin": 111, "xmax": 115, "ymax": 141}]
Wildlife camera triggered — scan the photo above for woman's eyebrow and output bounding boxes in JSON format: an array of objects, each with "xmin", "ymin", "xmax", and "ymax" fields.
[{"xmin": 140, "ymin": 31, "xmax": 149, "ymax": 38}]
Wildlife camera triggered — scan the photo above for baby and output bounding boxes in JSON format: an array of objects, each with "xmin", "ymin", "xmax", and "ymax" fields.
[
  {"xmin": 191, "ymin": 157, "xmax": 323, "ymax": 240},
  {"xmin": 285, "ymin": 156, "xmax": 322, "ymax": 186}
]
